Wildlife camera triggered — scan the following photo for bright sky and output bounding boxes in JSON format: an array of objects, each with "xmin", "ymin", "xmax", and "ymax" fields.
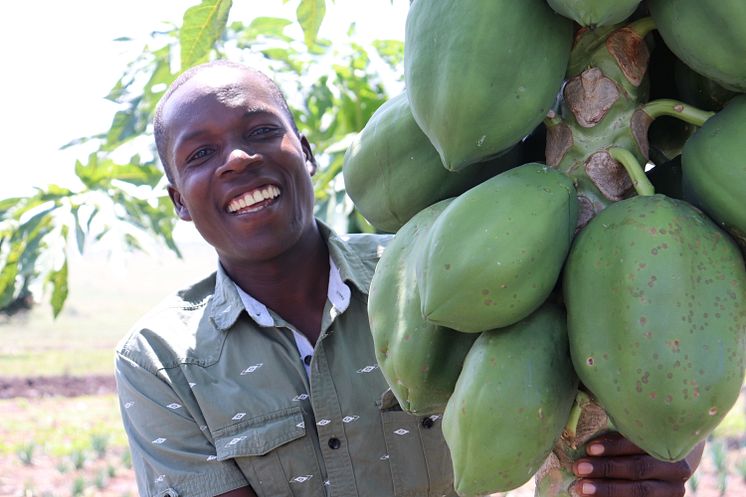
[{"xmin": 0, "ymin": 0, "xmax": 408, "ymax": 199}]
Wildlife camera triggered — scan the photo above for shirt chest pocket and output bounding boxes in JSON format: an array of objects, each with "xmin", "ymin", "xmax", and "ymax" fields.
[
  {"xmin": 379, "ymin": 390, "xmax": 456, "ymax": 497},
  {"xmin": 214, "ymin": 406, "xmax": 324, "ymax": 497}
]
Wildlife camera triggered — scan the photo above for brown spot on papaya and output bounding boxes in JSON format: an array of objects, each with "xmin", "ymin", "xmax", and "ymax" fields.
[
  {"xmin": 708, "ymin": 407, "xmax": 718, "ymax": 416},
  {"xmin": 444, "ymin": 264, "xmax": 451, "ymax": 270},
  {"xmin": 586, "ymin": 357, "xmax": 595, "ymax": 366}
]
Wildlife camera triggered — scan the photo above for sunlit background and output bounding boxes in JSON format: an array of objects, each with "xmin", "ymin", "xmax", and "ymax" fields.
[{"xmin": 0, "ymin": 1, "xmax": 407, "ymax": 199}]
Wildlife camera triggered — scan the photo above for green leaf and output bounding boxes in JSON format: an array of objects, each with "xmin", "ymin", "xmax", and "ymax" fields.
[
  {"xmin": 123, "ymin": 233, "xmax": 144, "ymax": 252},
  {"xmin": 48, "ymin": 257, "xmax": 69, "ymax": 318},
  {"xmin": 0, "ymin": 239, "xmax": 22, "ymax": 308},
  {"xmin": 245, "ymin": 17, "xmax": 293, "ymax": 41},
  {"xmin": 180, "ymin": 0, "xmax": 233, "ymax": 70},
  {"xmin": 0, "ymin": 209, "xmax": 55, "ymax": 308},
  {"xmin": 71, "ymin": 206, "xmax": 86, "ymax": 253},
  {"xmin": 296, "ymin": 0, "xmax": 326, "ymax": 49},
  {"xmin": 105, "ymin": 109, "xmax": 139, "ymax": 146},
  {"xmin": 0, "ymin": 197, "xmax": 24, "ymax": 219},
  {"xmin": 75, "ymin": 153, "xmax": 163, "ymax": 190},
  {"xmin": 372, "ymin": 39, "xmax": 405, "ymax": 69}
]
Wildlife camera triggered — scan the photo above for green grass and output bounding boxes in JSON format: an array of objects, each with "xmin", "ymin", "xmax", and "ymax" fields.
[{"xmin": 0, "ymin": 395, "xmax": 129, "ymax": 457}]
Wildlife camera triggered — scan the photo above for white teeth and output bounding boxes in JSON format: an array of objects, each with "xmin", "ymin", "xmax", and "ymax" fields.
[{"xmin": 228, "ymin": 185, "xmax": 281, "ymax": 213}]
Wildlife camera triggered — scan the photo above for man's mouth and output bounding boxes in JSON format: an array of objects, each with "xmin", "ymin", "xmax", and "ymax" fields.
[{"xmin": 226, "ymin": 185, "xmax": 281, "ymax": 214}]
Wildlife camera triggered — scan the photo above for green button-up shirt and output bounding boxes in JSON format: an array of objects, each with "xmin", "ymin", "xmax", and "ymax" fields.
[{"xmin": 115, "ymin": 223, "xmax": 456, "ymax": 497}]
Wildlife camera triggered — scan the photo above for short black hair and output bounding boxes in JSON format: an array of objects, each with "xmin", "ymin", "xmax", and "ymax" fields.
[{"xmin": 153, "ymin": 60, "xmax": 299, "ymax": 184}]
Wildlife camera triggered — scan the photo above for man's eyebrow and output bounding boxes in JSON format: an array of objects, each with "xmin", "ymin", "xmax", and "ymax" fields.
[
  {"xmin": 175, "ymin": 128, "xmax": 210, "ymax": 148},
  {"xmin": 242, "ymin": 106, "xmax": 275, "ymax": 118},
  {"xmin": 175, "ymin": 108, "xmax": 278, "ymax": 147}
]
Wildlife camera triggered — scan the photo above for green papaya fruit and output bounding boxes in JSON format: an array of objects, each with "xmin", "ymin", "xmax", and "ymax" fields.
[
  {"xmin": 368, "ymin": 198, "xmax": 478, "ymax": 415},
  {"xmin": 404, "ymin": 0, "xmax": 573, "ymax": 171},
  {"xmin": 418, "ymin": 163, "xmax": 578, "ymax": 333},
  {"xmin": 564, "ymin": 194, "xmax": 746, "ymax": 461},
  {"xmin": 343, "ymin": 92, "xmax": 523, "ymax": 233},
  {"xmin": 649, "ymin": 0, "xmax": 746, "ymax": 91},
  {"xmin": 682, "ymin": 95, "xmax": 746, "ymax": 248},
  {"xmin": 547, "ymin": 0, "xmax": 641, "ymax": 28},
  {"xmin": 442, "ymin": 301, "xmax": 578, "ymax": 496},
  {"xmin": 674, "ymin": 59, "xmax": 739, "ymax": 112}
]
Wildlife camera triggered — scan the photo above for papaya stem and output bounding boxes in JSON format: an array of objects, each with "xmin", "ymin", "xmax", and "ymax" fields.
[
  {"xmin": 608, "ymin": 147, "xmax": 655, "ymax": 196},
  {"xmin": 628, "ymin": 16, "xmax": 657, "ymax": 38},
  {"xmin": 563, "ymin": 390, "xmax": 592, "ymax": 443},
  {"xmin": 641, "ymin": 99, "xmax": 715, "ymax": 127},
  {"xmin": 544, "ymin": 109, "xmax": 562, "ymax": 127}
]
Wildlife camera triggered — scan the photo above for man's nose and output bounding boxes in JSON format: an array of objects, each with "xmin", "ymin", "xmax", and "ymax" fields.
[{"xmin": 217, "ymin": 147, "xmax": 261, "ymax": 175}]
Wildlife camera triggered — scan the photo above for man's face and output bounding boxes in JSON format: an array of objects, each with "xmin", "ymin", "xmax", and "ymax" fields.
[{"xmin": 163, "ymin": 67, "xmax": 317, "ymax": 266}]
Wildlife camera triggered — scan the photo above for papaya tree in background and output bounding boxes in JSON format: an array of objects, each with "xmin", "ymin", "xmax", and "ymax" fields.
[{"xmin": 0, "ymin": 0, "xmax": 403, "ymax": 317}]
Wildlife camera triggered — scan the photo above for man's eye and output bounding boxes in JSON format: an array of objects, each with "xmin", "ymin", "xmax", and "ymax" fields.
[
  {"xmin": 249, "ymin": 126, "xmax": 278, "ymax": 137},
  {"xmin": 187, "ymin": 147, "xmax": 213, "ymax": 163}
]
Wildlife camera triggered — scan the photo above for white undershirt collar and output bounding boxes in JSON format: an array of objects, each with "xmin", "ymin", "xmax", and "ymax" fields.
[{"xmin": 232, "ymin": 257, "xmax": 351, "ymax": 377}]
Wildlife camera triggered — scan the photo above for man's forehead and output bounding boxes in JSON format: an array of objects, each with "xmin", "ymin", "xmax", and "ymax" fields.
[{"xmin": 177, "ymin": 67, "xmax": 271, "ymax": 104}]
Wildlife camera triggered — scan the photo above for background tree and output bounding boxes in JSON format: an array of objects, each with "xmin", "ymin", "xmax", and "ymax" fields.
[{"xmin": 0, "ymin": 0, "xmax": 404, "ymax": 316}]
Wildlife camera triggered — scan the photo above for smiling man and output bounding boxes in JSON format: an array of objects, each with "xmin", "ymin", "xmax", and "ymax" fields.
[{"xmin": 114, "ymin": 60, "xmax": 702, "ymax": 497}]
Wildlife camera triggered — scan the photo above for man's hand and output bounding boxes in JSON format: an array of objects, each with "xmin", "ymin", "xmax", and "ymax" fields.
[{"xmin": 571, "ymin": 432, "xmax": 705, "ymax": 497}]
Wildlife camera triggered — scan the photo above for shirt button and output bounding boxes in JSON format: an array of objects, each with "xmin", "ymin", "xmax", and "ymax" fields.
[
  {"xmin": 421, "ymin": 416, "xmax": 434, "ymax": 429},
  {"xmin": 303, "ymin": 355, "xmax": 312, "ymax": 366},
  {"xmin": 328, "ymin": 437, "xmax": 341, "ymax": 449}
]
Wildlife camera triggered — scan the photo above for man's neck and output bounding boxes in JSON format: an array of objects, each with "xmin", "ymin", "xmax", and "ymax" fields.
[{"xmin": 222, "ymin": 227, "xmax": 330, "ymax": 343}]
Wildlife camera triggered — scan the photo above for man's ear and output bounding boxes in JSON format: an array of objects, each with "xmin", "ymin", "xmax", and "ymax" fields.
[
  {"xmin": 168, "ymin": 185, "xmax": 192, "ymax": 221},
  {"xmin": 300, "ymin": 135, "xmax": 318, "ymax": 176}
]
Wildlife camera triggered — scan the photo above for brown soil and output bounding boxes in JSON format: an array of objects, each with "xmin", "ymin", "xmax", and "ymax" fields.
[{"xmin": 0, "ymin": 374, "xmax": 116, "ymax": 399}]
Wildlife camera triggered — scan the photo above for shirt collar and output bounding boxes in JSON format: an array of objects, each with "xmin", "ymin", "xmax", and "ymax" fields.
[
  {"xmin": 319, "ymin": 220, "xmax": 376, "ymax": 297},
  {"xmin": 232, "ymin": 255, "xmax": 351, "ymax": 328},
  {"xmin": 208, "ymin": 219, "xmax": 362, "ymax": 332}
]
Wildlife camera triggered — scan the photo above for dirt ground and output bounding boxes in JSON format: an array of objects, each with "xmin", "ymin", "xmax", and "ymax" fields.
[
  {"xmin": 0, "ymin": 375, "xmax": 116, "ymax": 399},
  {"xmin": 1, "ymin": 375, "xmax": 744, "ymax": 497}
]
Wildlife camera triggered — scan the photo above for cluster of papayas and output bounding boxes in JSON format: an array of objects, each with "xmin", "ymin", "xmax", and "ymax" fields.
[{"xmin": 343, "ymin": 1, "xmax": 746, "ymax": 496}]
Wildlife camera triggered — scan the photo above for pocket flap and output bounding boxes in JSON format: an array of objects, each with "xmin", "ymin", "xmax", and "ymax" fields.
[{"xmin": 214, "ymin": 406, "xmax": 305, "ymax": 460}]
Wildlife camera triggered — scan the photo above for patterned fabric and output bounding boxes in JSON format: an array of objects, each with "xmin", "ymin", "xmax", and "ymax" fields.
[{"xmin": 114, "ymin": 222, "xmax": 456, "ymax": 497}]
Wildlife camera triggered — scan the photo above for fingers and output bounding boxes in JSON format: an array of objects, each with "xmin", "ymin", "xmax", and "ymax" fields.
[
  {"xmin": 573, "ymin": 454, "xmax": 693, "ymax": 481},
  {"xmin": 570, "ymin": 478, "xmax": 686, "ymax": 497},
  {"xmin": 583, "ymin": 431, "xmax": 645, "ymax": 456}
]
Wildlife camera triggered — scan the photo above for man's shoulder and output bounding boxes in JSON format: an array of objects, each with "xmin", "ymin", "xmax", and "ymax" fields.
[
  {"xmin": 115, "ymin": 271, "xmax": 221, "ymax": 369},
  {"xmin": 338, "ymin": 232, "xmax": 393, "ymax": 259}
]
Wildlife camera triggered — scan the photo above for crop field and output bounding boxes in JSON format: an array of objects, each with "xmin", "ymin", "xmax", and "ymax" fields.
[{"xmin": 0, "ymin": 241, "xmax": 744, "ymax": 496}]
